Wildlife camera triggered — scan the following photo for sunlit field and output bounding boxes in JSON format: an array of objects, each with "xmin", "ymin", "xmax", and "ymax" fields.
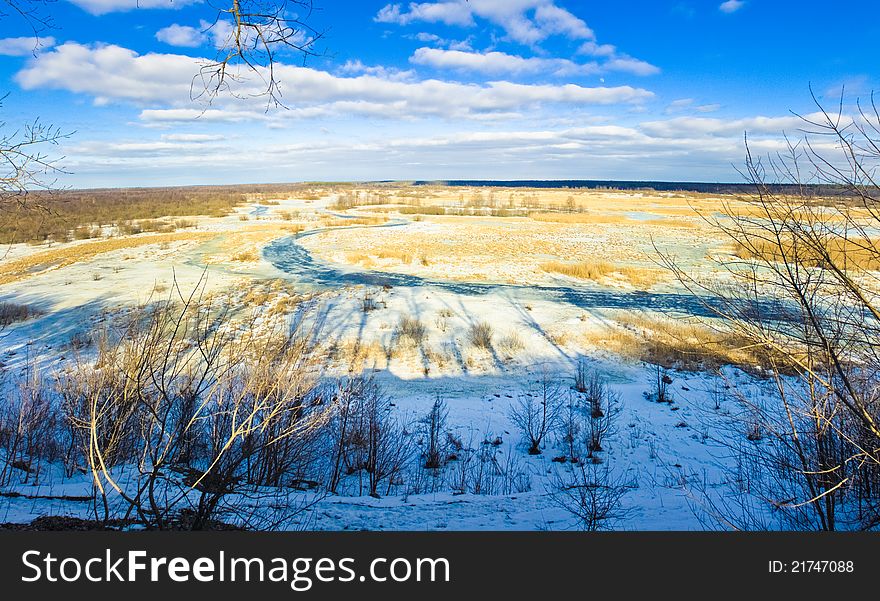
[{"xmin": 3, "ymin": 178, "xmax": 875, "ymax": 532}]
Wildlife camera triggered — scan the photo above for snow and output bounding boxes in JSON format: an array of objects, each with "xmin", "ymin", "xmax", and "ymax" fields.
[{"xmin": 0, "ymin": 195, "xmax": 773, "ymax": 530}]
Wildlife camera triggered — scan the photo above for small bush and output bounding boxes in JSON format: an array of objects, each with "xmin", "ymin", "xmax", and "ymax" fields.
[{"xmin": 0, "ymin": 302, "xmax": 43, "ymax": 326}]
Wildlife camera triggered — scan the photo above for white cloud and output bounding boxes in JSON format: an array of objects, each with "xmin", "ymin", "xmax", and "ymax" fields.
[
  {"xmin": 0, "ymin": 36, "xmax": 55, "ymax": 56},
  {"xmin": 665, "ymin": 98, "xmax": 694, "ymax": 113},
  {"xmin": 666, "ymin": 98, "xmax": 722, "ymax": 114},
  {"xmin": 62, "ymin": 116, "xmax": 834, "ymax": 187},
  {"xmin": 411, "ymin": 47, "xmax": 599, "ymax": 77},
  {"xmin": 68, "ymin": 0, "xmax": 201, "ymax": 16},
  {"xmin": 719, "ymin": 0, "xmax": 745, "ymax": 13},
  {"xmin": 15, "ymin": 43, "xmax": 196, "ymax": 103},
  {"xmin": 16, "ymin": 42, "xmax": 653, "ymax": 121},
  {"xmin": 155, "ymin": 24, "xmax": 206, "ymax": 48},
  {"xmin": 639, "ymin": 115, "xmax": 820, "ymax": 138},
  {"xmin": 532, "ymin": 4, "xmax": 593, "ymax": 39},
  {"xmin": 338, "ymin": 60, "xmax": 416, "ymax": 81},
  {"xmin": 603, "ymin": 56, "xmax": 661, "ymax": 76},
  {"xmin": 160, "ymin": 133, "xmax": 226, "ymax": 142},
  {"xmin": 577, "ymin": 41, "xmax": 617, "ymax": 57},
  {"xmin": 381, "ymin": 2, "xmax": 659, "ymax": 77},
  {"xmin": 376, "ymin": 1, "xmax": 593, "ymax": 45},
  {"xmin": 376, "ymin": 2, "xmax": 475, "ymax": 27}
]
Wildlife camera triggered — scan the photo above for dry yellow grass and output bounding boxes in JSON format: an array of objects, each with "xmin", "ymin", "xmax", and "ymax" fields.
[
  {"xmin": 530, "ymin": 211, "xmax": 631, "ymax": 225},
  {"xmin": 346, "ymin": 246, "xmax": 431, "ymax": 267},
  {"xmin": 320, "ymin": 216, "xmax": 388, "ymax": 228},
  {"xmin": 0, "ymin": 232, "xmax": 218, "ymax": 285},
  {"xmin": 733, "ymin": 236, "xmax": 880, "ymax": 271},
  {"xmin": 582, "ymin": 313, "xmax": 768, "ymax": 371},
  {"xmin": 528, "ymin": 211, "xmax": 698, "ymax": 229},
  {"xmin": 540, "ymin": 260, "xmax": 665, "ymax": 289}
]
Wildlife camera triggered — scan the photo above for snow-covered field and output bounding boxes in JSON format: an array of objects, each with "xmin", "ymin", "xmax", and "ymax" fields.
[{"xmin": 0, "ymin": 188, "xmax": 771, "ymax": 530}]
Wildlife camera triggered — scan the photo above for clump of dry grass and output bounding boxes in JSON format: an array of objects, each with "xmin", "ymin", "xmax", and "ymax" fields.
[
  {"xmin": 467, "ymin": 321, "xmax": 493, "ymax": 349},
  {"xmin": 231, "ymin": 250, "xmax": 260, "ymax": 262},
  {"xmin": 497, "ymin": 331, "xmax": 525, "ymax": 357},
  {"xmin": 395, "ymin": 315, "xmax": 428, "ymax": 345},
  {"xmin": 540, "ymin": 260, "xmax": 664, "ymax": 289},
  {"xmin": 329, "ymin": 339, "xmax": 390, "ymax": 370}
]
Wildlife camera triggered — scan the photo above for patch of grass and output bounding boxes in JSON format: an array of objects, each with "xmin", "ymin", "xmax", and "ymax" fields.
[
  {"xmin": 582, "ymin": 313, "xmax": 771, "ymax": 372},
  {"xmin": 733, "ymin": 237, "xmax": 880, "ymax": 271},
  {"xmin": 321, "ymin": 216, "xmax": 388, "ymax": 228},
  {"xmin": 231, "ymin": 250, "xmax": 260, "ymax": 262},
  {"xmin": 540, "ymin": 260, "xmax": 664, "ymax": 289},
  {"xmin": 0, "ymin": 232, "xmax": 217, "ymax": 285}
]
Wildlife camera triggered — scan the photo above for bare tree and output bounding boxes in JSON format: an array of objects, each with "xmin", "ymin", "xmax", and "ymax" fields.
[
  {"xmin": 196, "ymin": 0, "xmax": 325, "ymax": 106},
  {"xmin": 510, "ymin": 365, "xmax": 561, "ymax": 455},
  {"xmin": 60, "ymin": 276, "xmax": 331, "ymax": 529},
  {"xmin": 551, "ymin": 462, "xmax": 631, "ymax": 531},
  {"xmin": 661, "ymin": 89, "xmax": 880, "ymax": 530}
]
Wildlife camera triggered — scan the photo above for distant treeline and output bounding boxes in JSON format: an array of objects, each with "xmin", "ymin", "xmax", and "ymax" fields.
[
  {"xmin": 0, "ymin": 184, "xmax": 318, "ymax": 244},
  {"xmin": 412, "ymin": 180, "xmax": 857, "ymax": 196}
]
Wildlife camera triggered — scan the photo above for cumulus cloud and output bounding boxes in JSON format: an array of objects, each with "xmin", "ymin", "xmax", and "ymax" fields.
[
  {"xmin": 381, "ymin": 2, "xmax": 659, "ymax": 78},
  {"xmin": 376, "ymin": 0, "xmax": 593, "ymax": 45},
  {"xmin": 639, "ymin": 115, "xmax": 819, "ymax": 138},
  {"xmin": 338, "ymin": 60, "xmax": 416, "ymax": 81},
  {"xmin": 68, "ymin": 0, "xmax": 201, "ymax": 16},
  {"xmin": 577, "ymin": 41, "xmax": 617, "ymax": 58},
  {"xmin": 155, "ymin": 24, "xmax": 206, "ymax": 48},
  {"xmin": 603, "ymin": 56, "xmax": 661, "ymax": 76},
  {"xmin": 411, "ymin": 47, "xmax": 600, "ymax": 77},
  {"xmin": 16, "ymin": 42, "xmax": 653, "ymax": 120},
  {"xmin": 719, "ymin": 0, "xmax": 745, "ymax": 13},
  {"xmin": 0, "ymin": 36, "xmax": 55, "ymax": 56},
  {"xmin": 15, "ymin": 43, "xmax": 196, "ymax": 104}
]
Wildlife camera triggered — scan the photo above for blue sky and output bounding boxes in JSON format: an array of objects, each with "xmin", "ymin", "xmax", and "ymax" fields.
[{"xmin": 1, "ymin": 0, "xmax": 878, "ymax": 187}]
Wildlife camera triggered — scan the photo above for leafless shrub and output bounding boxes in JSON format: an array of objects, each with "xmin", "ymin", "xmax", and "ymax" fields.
[
  {"xmin": 0, "ymin": 362, "xmax": 56, "ymax": 486},
  {"xmin": 421, "ymin": 395, "xmax": 448, "ymax": 469},
  {"xmin": 59, "ymin": 276, "xmax": 331, "ymax": 529},
  {"xmin": 558, "ymin": 368, "xmax": 619, "ymax": 461},
  {"xmin": 510, "ymin": 365, "xmax": 561, "ymax": 455},
  {"xmin": 325, "ymin": 374, "xmax": 410, "ymax": 497},
  {"xmin": 648, "ymin": 364, "xmax": 674, "ymax": 403},
  {"xmin": 551, "ymin": 462, "xmax": 631, "ymax": 531},
  {"xmin": 0, "ymin": 301, "xmax": 42, "ymax": 327}
]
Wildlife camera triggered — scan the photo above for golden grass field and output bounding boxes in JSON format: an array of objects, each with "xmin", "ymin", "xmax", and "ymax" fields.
[
  {"xmin": 301, "ymin": 186, "xmax": 731, "ymax": 289},
  {"xmin": 4, "ymin": 183, "xmax": 875, "ymax": 374}
]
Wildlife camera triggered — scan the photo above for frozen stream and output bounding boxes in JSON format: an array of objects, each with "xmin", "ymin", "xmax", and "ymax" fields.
[{"xmin": 262, "ymin": 218, "xmax": 749, "ymax": 318}]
